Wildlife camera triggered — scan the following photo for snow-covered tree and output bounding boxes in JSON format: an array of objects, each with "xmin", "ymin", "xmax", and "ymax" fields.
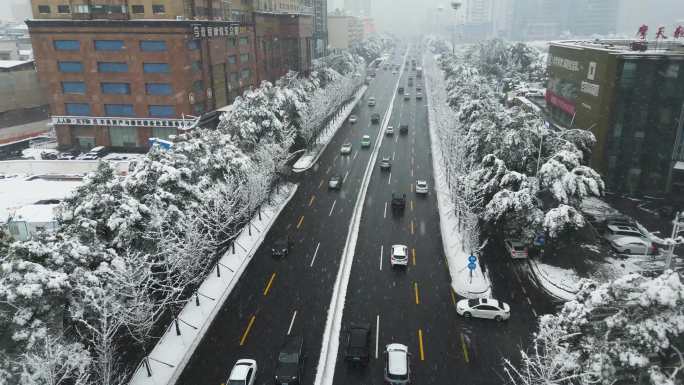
[
  {"xmin": 18, "ymin": 334, "xmax": 90, "ymax": 385},
  {"xmin": 543, "ymin": 204, "xmax": 586, "ymax": 239}
]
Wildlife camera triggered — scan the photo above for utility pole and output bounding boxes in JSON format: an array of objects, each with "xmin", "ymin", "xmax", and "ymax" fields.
[
  {"xmin": 665, "ymin": 211, "xmax": 682, "ymax": 271},
  {"xmin": 450, "ymin": 2, "xmax": 462, "ymax": 54},
  {"xmin": 665, "ymin": 101, "xmax": 684, "ymax": 193}
]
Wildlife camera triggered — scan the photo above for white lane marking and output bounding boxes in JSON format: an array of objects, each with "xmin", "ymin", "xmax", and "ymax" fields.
[
  {"xmin": 388, "ymin": 172, "xmax": 392, "ymax": 185},
  {"xmin": 384, "ymin": 202, "xmax": 387, "ymax": 219},
  {"xmin": 329, "ymin": 200, "xmax": 337, "ymax": 216},
  {"xmin": 343, "ymin": 170, "xmax": 349, "ymax": 184},
  {"xmin": 531, "ymin": 307, "xmax": 538, "ymax": 318},
  {"xmin": 526, "ymin": 296, "xmax": 532, "ymax": 306},
  {"xmin": 326, "ymin": 166, "xmax": 331, "ymax": 174},
  {"xmin": 310, "ymin": 242, "xmax": 321, "ymax": 267},
  {"xmin": 353, "ymin": 151, "xmax": 358, "ymax": 160},
  {"xmin": 375, "ymin": 315, "xmax": 380, "ymax": 359},
  {"xmin": 520, "ymin": 286, "xmax": 527, "ymax": 295},
  {"xmin": 379, "ymin": 245, "xmax": 384, "ymax": 271},
  {"xmin": 287, "ymin": 310, "xmax": 298, "ymax": 335},
  {"xmin": 392, "ymin": 151, "xmax": 395, "ymax": 161}
]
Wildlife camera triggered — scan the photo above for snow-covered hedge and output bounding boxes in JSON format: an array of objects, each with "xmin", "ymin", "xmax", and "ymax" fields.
[
  {"xmin": 429, "ymin": 39, "xmax": 604, "ymax": 243},
  {"xmin": 0, "ymin": 52, "xmax": 365, "ymax": 385},
  {"xmin": 350, "ymin": 34, "xmax": 395, "ymax": 63}
]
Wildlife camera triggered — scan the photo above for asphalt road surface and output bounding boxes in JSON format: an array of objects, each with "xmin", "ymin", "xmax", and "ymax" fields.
[{"xmin": 177, "ymin": 45, "xmax": 560, "ymax": 385}]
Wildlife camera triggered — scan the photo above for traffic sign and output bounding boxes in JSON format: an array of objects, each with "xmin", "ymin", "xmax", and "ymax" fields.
[
  {"xmin": 534, "ymin": 234, "xmax": 545, "ymax": 247},
  {"xmin": 468, "ymin": 255, "xmax": 477, "ymax": 263},
  {"xmin": 467, "ymin": 262, "xmax": 477, "ymax": 270}
]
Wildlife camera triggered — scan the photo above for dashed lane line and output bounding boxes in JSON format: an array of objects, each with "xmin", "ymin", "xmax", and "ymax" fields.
[
  {"xmin": 418, "ymin": 329, "xmax": 425, "ymax": 361},
  {"xmin": 414, "ymin": 282, "xmax": 420, "ymax": 305},
  {"xmin": 287, "ymin": 310, "xmax": 298, "ymax": 336},
  {"xmin": 343, "ymin": 170, "xmax": 349, "ymax": 184},
  {"xmin": 239, "ymin": 315, "xmax": 256, "ymax": 346},
  {"xmin": 388, "ymin": 172, "xmax": 392, "ymax": 185},
  {"xmin": 308, "ymin": 195, "xmax": 316, "ymax": 207},
  {"xmin": 297, "ymin": 215, "xmax": 305, "ymax": 229},
  {"xmin": 318, "ymin": 179, "xmax": 324, "ymax": 189},
  {"xmin": 460, "ymin": 333, "xmax": 470, "ymax": 363},
  {"xmin": 263, "ymin": 273, "xmax": 276, "ymax": 296},
  {"xmin": 328, "ymin": 200, "xmax": 337, "ymax": 216},
  {"xmin": 526, "ymin": 296, "xmax": 533, "ymax": 306},
  {"xmin": 375, "ymin": 315, "xmax": 380, "ymax": 359},
  {"xmin": 310, "ymin": 242, "xmax": 321, "ymax": 267},
  {"xmin": 384, "ymin": 201, "xmax": 387, "ymax": 219},
  {"xmin": 412, "ymin": 247, "xmax": 416, "ymax": 266},
  {"xmin": 379, "ymin": 245, "xmax": 384, "ymax": 271}
]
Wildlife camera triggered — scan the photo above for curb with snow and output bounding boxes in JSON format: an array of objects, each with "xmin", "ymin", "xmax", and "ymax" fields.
[
  {"xmin": 129, "ymin": 183, "xmax": 298, "ymax": 385},
  {"xmin": 424, "ymin": 53, "xmax": 492, "ymax": 299},
  {"xmin": 292, "ymin": 86, "xmax": 367, "ymax": 173}
]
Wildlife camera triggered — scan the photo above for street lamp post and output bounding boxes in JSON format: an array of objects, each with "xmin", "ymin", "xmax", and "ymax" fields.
[{"xmin": 450, "ymin": 2, "xmax": 462, "ymax": 54}]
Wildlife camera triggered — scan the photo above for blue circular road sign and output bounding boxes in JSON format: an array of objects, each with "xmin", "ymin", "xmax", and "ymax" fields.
[
  {"xmin": 468, "ymin": 255, "xmax": 477, "ymax": 263},
  {"xmin": 467, "ymin": 262, "xmax": 477, "ymax": 270}
]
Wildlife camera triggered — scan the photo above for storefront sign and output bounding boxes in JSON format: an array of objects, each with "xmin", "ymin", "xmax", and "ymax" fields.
[
  {"xmin": 580, "ymin": 81, "xmax": 600, "ymax": 97},
  {"xmin": 191, "ymin": 22, "xmax": 241, "ymax": 40},
  {"xmin": 549, "ymin": 55, "xmax": 580, "ymax": 72},
  {"xmin": 545, "ymin": 89, "xmax": 576, "ymax": 116},
  {"xmin": 51, "ymin": 116, "xmax": 198, "ymax": 129}
]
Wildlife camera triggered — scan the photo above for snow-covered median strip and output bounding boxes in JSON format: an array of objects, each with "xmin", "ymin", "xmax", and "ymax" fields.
[
  {"xmin": 292, "ymin": 85, "xmax": 367, "ymax": 173},
  {"xmin": 424, "ymin": 53, "xmax": 491, "ymax": 299},
  {"xmin": 527, "ymin": 258, "xmax": 579, "ymax": 301},
  {"xmin": 129, "ymin": 183, "xmax": 298, "ymax": 385}
]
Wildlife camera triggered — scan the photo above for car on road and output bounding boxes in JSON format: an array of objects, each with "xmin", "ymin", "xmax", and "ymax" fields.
[
  {"xmin": 58, "ymin": 150, "xmax": 80, "ymax": 160},
  {"xmin": 398, "ymin": 86, "xmax": 404, "ymax": 94},
  {"xmin": 391, "ymin": 192, "xmax": 406, "ymax": 210},
  {"xmin": 456, "ymin": 298, "xmax": 510, "ymax": 321},
  {"xmin": 602, "ymin": 224, "xmax": 644, "ymax": 243},
  {"xmin": 504, "ymin": 239, "xmax": 528, "ymax": 259},
  {"xmin": 272, "ymin": 235, "xmax": 291, "ymax": 257},
  {"xmin": 226, "ymin": 359, "xmax": 257, "ymax": 385},
  {"xmin": 371, "ymin": 113, "xmax": 381, "ymax": 124},
  {"xmin": 40, "ymin": 151, "xmax": 58, "ymax": 160},
  {"xmin": 361, "ymin": 135, "xmax": 371, "ymax": 148},
  {"xmin": 368, "ymin": 97, "xmax": 376, "ymax": 107},
  {"xmin": 390, "ymin": 244, "xmax": 409, "ymax": 268},
  {"xmin": 415, "ymin": 180, "xmax": 428, "ymax": 194},
  {"xmin": 79, "ymin": 146, "xmax": 108, "ymax": 160},
  {"xmin": 379, "ymin": 157, "xmax": 391, "ymax": 171},
  {"xmin": 416, "ymin": 86, "xmax": 422, "ymax": 93},
  {"xmin": 399, "ymin": 124, "xmax": 408, "ymax": 135},
  {"xmin": 386, "ymin": 126, "xmax": 394, "ymax": 135},
  {"xmin": 274, "ymin": 336, "xmax": 304, "ymax": 385},
  {"xmin": 392, "ymin": 70, "xmax": 398, "ymax": 75},
  {"xmin": 340, "ymin": 143, "xmax": 352, "ymax": 155},
  {"xmin": 609, "ymin": 236, "xmax": 651, "ymax": 255},
  {"xmin": 344, "ymin": 323, "xmax": 371, "ymax": 364},
  {"xmin": 384, "ymin": 343, "xmax": 411, "ymax": 385},
  {"xmin": 404, "ymin": 93, "xmax": 410, "ymax": 100},
  {"xmin": 349, "ymin": 115, "xmax": 357, "ymax": 124},
  {"xmin": 328, "ymin": 175, "xmax": 342, "ymax": 190},
  {"xmin": 415, "ymin": 92, "xmax": 423, "ymax": 100},
  {"xmin": 408, "ymin": 77, "xmax": 414, "ymax": 86}
]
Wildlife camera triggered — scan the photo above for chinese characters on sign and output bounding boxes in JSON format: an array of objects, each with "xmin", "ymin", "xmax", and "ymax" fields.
[
  {"xmin": 549, "ymin": 55, "xmax": 580, "ymax": 72},
  {"xmin": 52, "ymin": 116, "xmax": 197, "ymax": 129},
  {"xmin": 580, "ymin": 81, "xmax": 600, "ymax": 97},
  {"xmin": 191, "ymin": 23, "xmax": 242, "ymax": 40}
]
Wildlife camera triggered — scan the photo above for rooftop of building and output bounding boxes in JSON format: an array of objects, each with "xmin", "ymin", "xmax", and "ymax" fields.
[
  {"xmin": 0, "ymin": 174, "xmax": 82, "ymax": 224},
  {"xmin": 0, "ymin": 59, "xmax": 33, "ymax": 70},
  {"xmin": 551, "ymin": 39, "xmax": 684, "ymax": 58}
]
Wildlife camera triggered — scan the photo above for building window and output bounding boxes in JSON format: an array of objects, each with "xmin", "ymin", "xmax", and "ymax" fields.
[
  {"xmin": 146, "ymin": 83, "xmax": 173, "ymax": 95},
  {"xmin": 239, "ymin": 36, "xmax": 249, "ymax": 45},
  {"xmin": 140, "ymin": 40, "xmax": 167, "ymax": 52},
  {"xmin": 74, "ymin": 4, "xmax": 89, "ymax": 13},
  {"xmin": 240, "ymin": 69, "xmax": 250, "ymax": 79},
  {"xmin": 65, "ymin": 103, "xmax": 91, "ymax": 116},
  {"xmin": 91, "ymin": 4, "xmax": 126, "ymax": 13},
  {"xmin": 53, "ymin": 40, "xmax": 80, "ymax": 51},
  {"xmin": 143, "ymin": 63, "xmax": 170, "ymax": 73},
  {"xmin": 57, "ymin": 5, "xmax": 70, "ymax": 13},
  {"xmin": 131, "ymin": 4, "xmax": 144, "ymax": 13},
  {"xmin": 38, "ymin": 5, "xmax": 50, "ymax": 14},
  {"xmin": 105, "ymin": 104, "xmax": 135, "ymax": 116},
  {"xmin": 98, "ymin": 62, "xmax": 128, "ymax": 73},
  {"xmin": 152, "ymin": 4, "xmax": 165, "ymax": 14},
  {"xmin": 228, "ymin": 55, "xmax": 237, "ymax": 65},
  {"xmin": 148, "ymin": 105, "xmax": 175, "ymax": 117},
  {"xmin": 191, "ymin": 61, "xmax": 202, "ymax": 72},
  {"xmin": 61, "ymin": 81, "xmax": 86, "ymax": 94},
  {"xmin": 95, "ymin": 40, "xmax": 125, "ymax": 51},
  {"xmin": 192, "ymin": 80, "xmax": 203, "ymax": 92},
  {"xmin": 109, "ymin": 126, "xmax": 138, "ymax": 148},
  {"xmin": 229, "ymin": 37, "xmax": 237, "ymax": 47},
  {"xmin": 153, "ymin": 127, "xmax": 176, "ymax": 140},
  {"xmin": 58, "ymin": 61, "xmax": 83, "ymax": 73},
  {"xmin": 230, "ymin": 72, "xmax": 238, "ymax": 82},
  {"xmin": 101, "ymin": 82, "xmax": 131, "ymax": 95},
  {"xmin": 187, "ymin": 40, "xmax": 200, "ymax": 50},
  {"xmin": 240, "ymin": 53, "xmax": 249, "ymax": 63}
]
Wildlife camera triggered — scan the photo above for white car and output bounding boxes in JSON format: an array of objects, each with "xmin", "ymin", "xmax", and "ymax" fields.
[
  {"xmin": 384, "ymin": 343, "xmax": 410, "ymax": 385},
  {"xmin": 415, "ymin": 180, "xmax": 428, "ymax": 194},
  {"xmin": 609, "ymin": 236, "xmax": 652, "ymax": 255},
  {"xmin": 340, "ymin": 143, "xmax": 352, "ymax": 155},
  {"xmin": 226, "ymin": 359, "xmax": 257, "ymax": 385},
  {"xmin": 504, "ymin": 239, "xmax": 528, "ymax": 259},
  {"xmin": 349, "ymin": 115, "xmax": 358, "ymax": 124},
  {"xmin": 368, "ymin": 97, "xmax": 376, "ymax": 107},
  {"xmin": 403, "ymin": 93, "xmax": 410, "ymax": 100},
  {"xmin": 390, "ymin": 244, "xmax": 408, "ymax": 267},
  {"xmin": 456, "ymin": 298, "xmax": 510, "ymax": 321},
  {"xmin": 386, "ymin": 126, "xmax": 394, "ymax": 135}
]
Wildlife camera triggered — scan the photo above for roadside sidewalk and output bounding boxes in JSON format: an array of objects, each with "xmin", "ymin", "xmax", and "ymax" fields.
[{"xmin": 129, "ymin": 183, "xmax": 298, "ymax": 385}]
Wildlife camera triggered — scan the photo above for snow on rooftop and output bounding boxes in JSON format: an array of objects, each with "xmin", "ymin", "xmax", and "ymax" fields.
[
  {"xmin": 0, "ymin": 175, "xmax": 82, "ymax": 224},
  {"xmin": 11, "ymin": 204, "xmax": 58, "ymax": 223},
  {"xmin": 551, "ymin": 39, "xmax": 684, "ymax": 56},
  {"xmin": 0, "ymin": 59, "xmax": 32, "ymax": 69}
]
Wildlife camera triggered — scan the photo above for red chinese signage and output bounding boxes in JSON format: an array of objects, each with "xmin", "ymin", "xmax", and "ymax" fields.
[{"xmin": 545, "ymin": 89, "xmax": 576, "ymax": 116}]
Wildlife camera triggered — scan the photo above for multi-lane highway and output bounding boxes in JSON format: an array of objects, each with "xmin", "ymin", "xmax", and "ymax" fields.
[{"xmin": 177, "ymin": 45, "xmax": 559, "ymax": 385}]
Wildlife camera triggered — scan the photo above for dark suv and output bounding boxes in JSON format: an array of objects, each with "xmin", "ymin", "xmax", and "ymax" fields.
[
  {"xmin": 399, "ymin": 124, "xmax": 408, "ymax": 135},
  {"xmin": 371, "ymin": 113, "xmax": 381, "ymax": 124},
  {"xmin": 344, "ymin": 324, "xmax": 371, "ymax": 364},
  {"xmin": 398, "ymin": 86, "xmax": 404, "ymax": 94},
  {"xmin": 391, "ymin": 193, "xmax": 406, "ymax": 210},
  {"xmin": 272, "ymin": 235, "xmax": 291, "ymax": 257},
  {"xmin": 274, "ymin": 336, "xmax": 305, "ymax": 384}
]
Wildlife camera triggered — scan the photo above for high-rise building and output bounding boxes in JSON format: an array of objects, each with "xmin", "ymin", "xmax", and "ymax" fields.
[
  {"xmin": 569, "ymin": 0, "xmax": 619, "ymax": 37},
  {"xmin": 343, "ymin": 0, "xmax": 370, "ymax": 17},
  {"xmin": 327, "ymin": 13, "xmax": 362, "ymax": 50},
  {"xmin": 546, "ymin": 40, "xmax": 684, "ymax": 194},
  {"xmin": 313, "ymin": 0, "xmax": 328, "ymax": 58}
]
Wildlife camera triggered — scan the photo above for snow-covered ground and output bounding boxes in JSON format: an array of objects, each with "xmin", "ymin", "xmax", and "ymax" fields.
[
  {"xmin": 528, "ymin": 259, "xmax": 579, "ymax": 301},
  {"xmin": 0, "ymin": 174, "xmax": 82, "ymax": 224},
  {"xmin": 425, "ymin": 54, "xmax": 491, "ymax": 299},
  {"xmin": 292, "ymin": 86, "xmax": 367, "ymax": 173},
  {"xmin": 128, "ymin": 182, "xmax": 297, "ymax": 385}
]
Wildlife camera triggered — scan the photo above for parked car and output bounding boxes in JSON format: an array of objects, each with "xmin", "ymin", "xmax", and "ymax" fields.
[
  {"xmin": 609, "ymin": 236, "xmax": 652, "ymax": 255},
  {"xmin": 456, "ymin": 298, "xmax": 510, "ymax": 321},
  {"xmin": 386, "ymin": 126, "xmax": 394, "ymax": 136},
  {"xmin": 415, "ymin": 180, "xmax": 428, "ymax": 194},
  {"xmin": 272, "ymin": 235, "xmax": 291, "ymax": 257},
  {"xmin": 398, "ymin": 86, "xmax": 404, "ymax": 94},
  {"xmin": 328, "ymin": 175, "xmax": 342, "ymax": 190},
  {"xmin": 399, "ymin": 124, "xmax": 408, "ymax": 135},
  {"xmin": 371, "ymin": 113, "xmax": 381, "ymax": 124},
  {"xmin": 274, "ymin": 336, "xmax": 305, "ymax": 385},
  {"xmin": 390, "ymin": 244, "xmax": 409, "ymax": 268},
  {"xmin": 504, "ymin": 239, "xmax": 528, "ymax": 259},
  {"xmin": 368, "ymin": 97, "xmax": 376, "ymax": 107},
  {"xmin": 415, "ymin": 92, "xmax": 423, "ymax": 100},
  {"xmin": 392, "ymin": 70, "xmax": 398, "ymax": 75},
  {"xmin": 344, "ymin": 324, "xmax": 371, "ymax": 364},
  {"xmin": 349, "ymin": 115, "xmax": 358, "ymax": 124},
  {"xmin": 58, "ymin": 149, "xmax": 80, "ymax": 160},
  {"xmin": 384, "ymin": 343, "xmax": 411, "ymax": 385},
  {"xmin": 40, "ymin": 151, "xmax": 58, "ymax": 160},
  {"xmin": 226, "ymin": 359, "xmax": 257, "ymax": 385},
  {"xmin": 380, "ymin": 157, "xmax": 391, "ymax": 171},
  {"xmin": 361, "ymin": 135, "xmax": 371, "ymax": 148},
  {"xmin": 408, "ymin": 77, "xmax": 414, "ymax": 86},
  {"xmin": 79, "ymin": 146, "xmax": 108, "ymax": 160},
  {"xmin": 416, "ymin": 86, "xmax": 422, "ymax": 93},
  {"xmin": 391, "ymin": 192, "xmax": 406, "ymax": 210},
  {"xmin": 340, "ymin": 143, "xmax": 352, "ymax": 155},
  {"xmin": 404, "ymin": 93, "xmax": 411, "ymax": 100},
  {"xmin": 603, "ymin": 224, "xmax": 644, "ymax": 243}
]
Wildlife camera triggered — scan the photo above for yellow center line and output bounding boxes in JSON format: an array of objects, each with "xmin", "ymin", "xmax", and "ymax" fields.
[
  {"xmin": 263, "ymin": 272, "xmax": 276, "ymax": 296},
  {"xmin": 239, "ymin": 315, "xmax": 256, "ymax": 346},
  {"xmin": 308, "ymin": 195, "xmax": 316, "ymax": 207},
  {"xmin": 414, "ymin": 282, "xmax": 420, "ymax": 304},
  {"xmin": 418, "ymin": 329, "xmax": 425, "ymax": 361},
  {"xmin": 410, "ymin": 220, "xmax": 415, "ymax": 235},
  {"xmin": 460, "ymin": 333, "xmax": 470, "ymax": 363},
  {"xmin": 410, "ymin": 200, "xmax": 414, "ymax": 211},
  {"xmin": 450, "ymin": 289, "xmax": 457, "ymax": 307},
  {"xmin": 412, "ymin": 248, "xmax": 416, "ymax": 266},
  {"xmin": 297, "ymin": 215, "xmax": 305, "ymax": 229}
]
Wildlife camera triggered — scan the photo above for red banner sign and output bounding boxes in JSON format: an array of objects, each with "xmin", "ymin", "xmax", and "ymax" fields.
[{"xmin": 545, "ymin": 89, "xmax": 576, "ymax": 116}]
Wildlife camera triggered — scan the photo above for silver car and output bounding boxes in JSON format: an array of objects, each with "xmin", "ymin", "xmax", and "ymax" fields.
[
  {"xmin": 609, "ymin": 236, "xmax": 652, "ymax": 255},
  {"xmin": 340, "ymin": 143, "xmax": 352, "ymax": 155}
]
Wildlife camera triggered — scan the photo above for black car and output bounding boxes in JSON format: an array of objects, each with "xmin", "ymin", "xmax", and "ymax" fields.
[
  {"xmin": 399, "ymin": 124, "xmax": 408, "ymax": 135},
  {"xmin": 371, "ymin": 113, "xmax": 381, "ymax": 124},
  {"xmin": 274, "ymin": 336, "xmax": 304, "ymax": 385},
  {"xmin": 272, "ymin": 235, "xmax": 291, "ymax": 257},
  {"xmin": 344, "ymin": 323, "xmax": 371, "ymax": 364},
  {"xmin": 391, "ymin": 192, "xmax": 406, "ymax": 210},
  {"xmin": 398, "ymin": 86, "xmax": 404, "ymax": 94},
  {"xmin": 379, "ymin": 157, "xmax": 391, "ymax": 171}
]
